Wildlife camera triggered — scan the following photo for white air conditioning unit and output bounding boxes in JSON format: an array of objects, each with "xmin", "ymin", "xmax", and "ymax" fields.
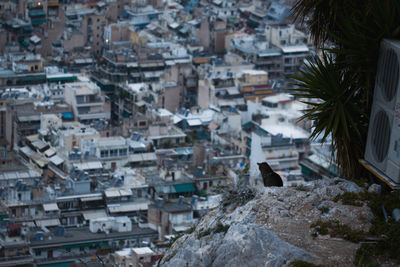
[{"xmin": 365, "ymin": 39, "xmax": 400, "ymax": 184}]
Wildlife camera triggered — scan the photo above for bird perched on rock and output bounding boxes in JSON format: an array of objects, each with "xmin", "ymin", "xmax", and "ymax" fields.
[{"xmin": 257, "ymin": 162, "xmax": 283, "ymax": 187}]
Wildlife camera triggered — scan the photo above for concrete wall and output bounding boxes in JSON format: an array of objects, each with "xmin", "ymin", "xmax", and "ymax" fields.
[
  {"xmin": 161, "ymin": 84, "xmax": 183, "ymax": 113},
  {"xmin": 196, "ymin": 21, "xmax": 210, "ymax": 51},
  {"xmin": 63, "ymin": 33, "xmax": 85, "ymax": 52},
  {"xmin": 169, "ymin": 212, "xmax": 192, "ymax": 225},
  {"xmin": 197, "ymin": 80, "xmax": 210, "ymax": 109}
]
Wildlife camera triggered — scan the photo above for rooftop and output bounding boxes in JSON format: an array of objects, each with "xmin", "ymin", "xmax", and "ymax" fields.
[
  {"xmin": 97, "ymin": 136, "xmax": 127, "ymax": 148},
  {"xmin": 261, "ymin": 123, "xmax": 309, "ymax": 140},
  {"xmin": 0, "ymin": 169, "xmax": 41, "ymax": 181},
  {"xmin": 30, "ymin": 225, "xmax": 157, "ymax": 248},
  {"xmin": 262, "ymin": 93, "xmax": 294, "ymax": 104},
  {"xmin": 132, "ymin": 247, "xmax": 154, "ymax": 255},
  {"xmin": 149, "ymin": 201, "xmax": 192, "ymax": 213},
  {"xmin": 126, "ymin": 83, "xmax": 148, "ymax": 94}
]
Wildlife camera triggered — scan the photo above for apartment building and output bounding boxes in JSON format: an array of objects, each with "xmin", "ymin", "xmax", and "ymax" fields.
[{"xmin": 64, "ymin": 82, "xmax": 110, "ymax": 123}]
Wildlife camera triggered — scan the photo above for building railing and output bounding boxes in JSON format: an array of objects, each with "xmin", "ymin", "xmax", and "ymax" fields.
[{"xmin": 0, "ymin": 254, "xmax": 33, "ymax": 263}]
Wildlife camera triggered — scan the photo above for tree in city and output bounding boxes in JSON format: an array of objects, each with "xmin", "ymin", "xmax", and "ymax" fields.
[{"xmin": 290, "ymin": 0, "xmax": 400, "ymax": 178}]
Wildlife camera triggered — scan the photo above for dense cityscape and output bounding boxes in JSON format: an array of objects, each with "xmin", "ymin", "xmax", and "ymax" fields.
[{"xmin": 0, "ymin": 0, "xmax": 399, "ymax": 266}]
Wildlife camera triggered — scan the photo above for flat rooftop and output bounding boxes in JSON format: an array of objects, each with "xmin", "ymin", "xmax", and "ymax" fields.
[{"xmin": 30, "ymin": 225, "xmax": 157, "ymax": 248}]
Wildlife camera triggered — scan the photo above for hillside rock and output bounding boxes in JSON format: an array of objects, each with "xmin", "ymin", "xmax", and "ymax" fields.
[
  {"xmin": 162, "ymin": 224, "xmax": 311, "ymax": 267},
  {"xmin": 160, "ymin": 178, "xmax": 373, "ymax": 266}
]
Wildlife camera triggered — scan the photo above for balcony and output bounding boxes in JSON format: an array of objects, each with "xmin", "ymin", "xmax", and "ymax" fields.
[
  {"xmin": 75, "ymin": 97, "xmax": 103, "ymax": 107},
  {"xmin": 78, "ymin": 112, "xmax": 110, "ymax": 121},
  {"xmin": 0, "ymin": 255, "xmax": 33, "ymax": 266}
]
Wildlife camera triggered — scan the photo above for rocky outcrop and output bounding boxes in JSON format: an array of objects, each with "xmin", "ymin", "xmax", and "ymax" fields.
[
  {"xmin": 160, "ymin": 178, "xmax": 373, "ymax": 266},
  {"xmin": 162, "ymin": 224, "xmax": 311, "ymax": 267}
]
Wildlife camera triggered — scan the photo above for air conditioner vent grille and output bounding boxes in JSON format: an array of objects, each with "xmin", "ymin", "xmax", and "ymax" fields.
[
  {"xmin": 372, "ymin": 109, "xmax": 391, "ymax": 162},
  {"xmin": 378, "ymin": 48, "xmax": 399, "ymax": 102}
]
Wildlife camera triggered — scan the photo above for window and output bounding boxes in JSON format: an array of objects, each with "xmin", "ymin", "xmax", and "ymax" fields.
[
  {"xmin": 111, "ymin": 149, "xmax": 118, "ymax": 157},
  {"xmin": 35, "ymin": 250, "xmax": 41, "ymax": 256},
  {"xmin": 100, "ymin": 150, "xmax": 109, "ymax": 158},
  {"xmin": 203, "ymin": 182, "xmax": 207, "ymax": 190},
  {"xmin": 119, "ymin": 149, "xmax": 127, "ymax": 156}
]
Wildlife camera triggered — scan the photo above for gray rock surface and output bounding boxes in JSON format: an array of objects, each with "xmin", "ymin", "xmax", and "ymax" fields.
[
  {"xmin": 161, "ymin": 178, "xmax": 372, "ymax": 266},
  {"xmin": 368, "ymin": 184, "xmax": 382, "ymax": 194},
  {"xmin": 162, "ymin": 224, "xmax": 311, "ymax": 267}
]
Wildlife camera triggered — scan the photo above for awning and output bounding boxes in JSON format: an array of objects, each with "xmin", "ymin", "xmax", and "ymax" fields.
[
  {"xmin": 142, "ymin": 153, "xmax": 157, "ymax": 161},
  {"xmin": 26, "ymin": 134, "xmax": 39, "ymax": 142},
  {"xmin": 43, "ymin": 203, "xmax": 59, "ymax": 212},
  {"xmin": 49, "ymin": 155, "xmax": 64, "ymax": 166},
  {"xmin": 82, "ymin": 210, "xmax": 108, "ymax": 220},
  {"xmin": 80, "ymin": 195, "xmax": 102, "ymax": 202},
  {"xmin": 44, "ymin": 148, "xmax": 56, "ymax": 158},
  {"xmin": 32, "ymin": 140, "xmax": 48, "ymax": 151},
  {"xmin": 18, "ymin": 74, "xmax": 46, "ymax": 82},
  {"xmin": 127, "ymin": 62, "xmax": 139, "ymax": 68},
  {"xmin": 29, "ymin": 10, "xmax": 46, "ymax": 17},
  {"xmin": 119, "ymin": 189, "xmax": 132, "ymax": 197},
  {"xmin": 135, "ymin": 101, "xmax": 146, "ymax": 107},
  {"xmin": 218, "ymin": 98, "xmax": 246, "ymax": 107},
  {"xmin": 63, "ymin": 242, "xmax": 101, "ymax": 249},
  {"xmin": 169, "ymin": 22, "xmax": 180, "ymax": 29},
  {"xmin": 143, "ymin": 71, "xmax": 163, "ymax": 78},
  {"xmin": 35, "ymin": 219, "xmax": 60, "ymax": 227},
  {"xmin": 30, "ymin": 35, "xmax": 41, "ymax": 44},
  {"xmin": 173, "ymin": 183, "xmax": 196, "ymax": 193},
  {"xmin": 104, "ymin": 190, "xmax": 120, "ymax": 198},
  {"xmin": 47, "ymin": 1, "xmax": 59, "ymax": 7},
  {"xmin": 107, "ymin": 202, "xmax": 149, "ymax": 213},
  {"xmin": 129, "ymin": 153, "xmax": 157, "ymax": 162},
  {"xmin": 187, "ymin": 119, "xmax": 202, "ymax": 126},
  {"xmin": 281, "ymin": 45, "xmax": 309, "ymax": 54},
  {"xmin": 22, "ymin": 221, "xmax": 35, "ymax": 227},
  {"xmin": 31, "ymin": 19, "xmax": 46, "ymax": 26},
  {"xmin": 20, "ymin": 146, "xmax": 35, "ymax": 157},
  {"xmin": 174, "ymin": 148, "xmax": 193, "ymax": 155},
  {"xmin": 18, "ymin": 115, "xmax": 41, "ymax": 122},
  {"xmin": 226, "ymin": 87, "xmax": 240, "ymax": 95},
  {"xmin": 48, "ymin": 76, "xmax": 77, "ymax": 83},
  {"xmin": 73, "ymin": 161, "xmax": 102, "ymax": 170}
]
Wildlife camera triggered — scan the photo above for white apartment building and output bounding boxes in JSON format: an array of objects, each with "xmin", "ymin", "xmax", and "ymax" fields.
[{"xmin": 64, "ymin": 82, "xmax": 110, "ymax": 122}]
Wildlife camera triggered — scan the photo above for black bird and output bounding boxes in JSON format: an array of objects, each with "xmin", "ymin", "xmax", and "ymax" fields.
[{"xmin": 257, "ymin": 162, "xmax": 283, "ymax": 187}]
